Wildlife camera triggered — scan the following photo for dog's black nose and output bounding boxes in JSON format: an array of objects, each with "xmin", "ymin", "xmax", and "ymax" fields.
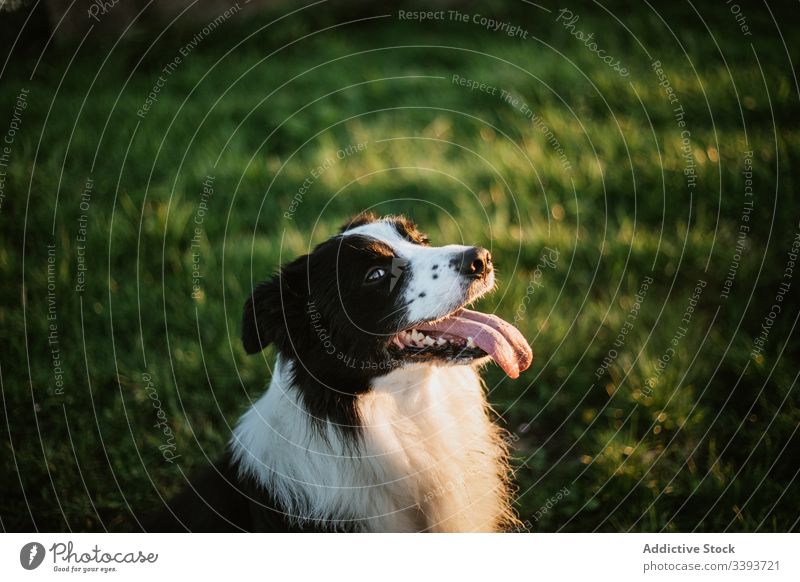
[{"xmin": 459, "ymin": 247, "xmax": 492, "ymax": 278}]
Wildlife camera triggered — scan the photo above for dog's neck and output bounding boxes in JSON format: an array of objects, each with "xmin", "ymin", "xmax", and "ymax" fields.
[{"xmin": 229, "ymin": 356, "xmax": 516, "ymax": 532}]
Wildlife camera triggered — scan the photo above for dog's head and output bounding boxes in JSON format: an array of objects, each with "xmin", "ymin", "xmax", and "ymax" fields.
[{"xmin": 242, "ymin": 213, "xmax": 532, "ymax": 385}]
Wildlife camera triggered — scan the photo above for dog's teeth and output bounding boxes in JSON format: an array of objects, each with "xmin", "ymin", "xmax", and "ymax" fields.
[
  {"xmin": 423, "ymin": 336, "xmax": 435, "ymax": 346},
  {"xmin": 436, "ymin": 337, "xmax": 447, "ymax": 346},
  {"xmin": 466, "ymin": 337, "xmax": 476, "ymax": 348},
  {"xmin": 411, "ymin": 330, "xmax": 423, "ymax": 342}
]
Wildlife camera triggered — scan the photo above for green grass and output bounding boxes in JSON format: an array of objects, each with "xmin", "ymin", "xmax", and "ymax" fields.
[{"xmin": 1, "ymin": 1, "xmax": 799, "ymax": 532}]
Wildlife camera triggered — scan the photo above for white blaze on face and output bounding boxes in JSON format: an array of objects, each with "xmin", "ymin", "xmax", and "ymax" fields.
[{"xmin": 343, "ymin": 220, "xmax": 494, "ymax": 324}]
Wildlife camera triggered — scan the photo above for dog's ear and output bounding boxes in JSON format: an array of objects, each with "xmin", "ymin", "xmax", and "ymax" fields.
[
  {"xmin": 242, "ymin": 255, "xmax": 309, "ymax": 355},
  {"xmin": 339, "ymin": 211, "xmax": 378, "ymax": 233}
]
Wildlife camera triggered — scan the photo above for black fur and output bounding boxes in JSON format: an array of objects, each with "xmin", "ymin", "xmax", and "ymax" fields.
[
  {"xmin": 151, "ymin": 214, "xmax": 459, "ymax": 532},
  {"xmin": 241, "ymin": 214, "xmax": 428, "ymax": 434},
  {"xmin": 146, "ymin": 452, "xmax": 331, "ymax": 532}
]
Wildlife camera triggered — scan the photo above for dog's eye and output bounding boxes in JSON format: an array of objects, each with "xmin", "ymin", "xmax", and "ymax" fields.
[{"xmin": 365, "ymin": 267, "xmax": 388, "ymax": 283}]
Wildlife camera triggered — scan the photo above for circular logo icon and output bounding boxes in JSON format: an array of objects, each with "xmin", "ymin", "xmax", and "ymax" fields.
[{"xmin": 20, "ymin": 542, "xmax": 46, "ymax": 570}]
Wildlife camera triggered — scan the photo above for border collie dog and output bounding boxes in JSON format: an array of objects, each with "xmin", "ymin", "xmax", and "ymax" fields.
[{"xmin": 154, "ymin": 213, "xmax": 532, "ymax": 532}]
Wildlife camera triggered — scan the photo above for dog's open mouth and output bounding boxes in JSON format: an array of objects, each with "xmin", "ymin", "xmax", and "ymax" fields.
[{"xmin": 387, "ymin": 308, "xmax": 533, "ymax": 378}]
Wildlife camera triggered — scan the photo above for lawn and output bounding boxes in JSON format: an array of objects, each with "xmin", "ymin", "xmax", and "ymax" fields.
[{"xmin": 1, "ymin": 0, "xmax": 798, "ymax": 532}]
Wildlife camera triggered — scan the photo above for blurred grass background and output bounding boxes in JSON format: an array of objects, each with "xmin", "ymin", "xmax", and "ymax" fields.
[{"xmin": 1, "ymin": 0, "xmax": 799, "ymax": 531}]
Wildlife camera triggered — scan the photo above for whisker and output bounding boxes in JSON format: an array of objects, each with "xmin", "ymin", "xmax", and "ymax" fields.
[{"xmin": 377, "ymin": 304, "xmax": 409, "ymax": 323}]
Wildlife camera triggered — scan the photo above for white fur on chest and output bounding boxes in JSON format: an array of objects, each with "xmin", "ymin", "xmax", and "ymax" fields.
[{"xmin": 230, "ymin": 357, "xmax": 512, "ymax": 532}]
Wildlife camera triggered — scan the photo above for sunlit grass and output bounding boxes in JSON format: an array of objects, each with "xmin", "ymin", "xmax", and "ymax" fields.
[{"xmin": 1, "ymin": 1, "xmax": 797, "ymax": 532}]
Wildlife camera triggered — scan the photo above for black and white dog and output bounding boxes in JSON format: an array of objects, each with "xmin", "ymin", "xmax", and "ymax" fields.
[{"xmin": 153, "ymin": 213, "xmax": 532, "ymax": 532}]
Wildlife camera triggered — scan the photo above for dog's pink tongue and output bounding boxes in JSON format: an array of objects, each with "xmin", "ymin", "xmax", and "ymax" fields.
[{"xmin": 417, "ymin": 309, "xmax": 533, "ymax": 378}]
